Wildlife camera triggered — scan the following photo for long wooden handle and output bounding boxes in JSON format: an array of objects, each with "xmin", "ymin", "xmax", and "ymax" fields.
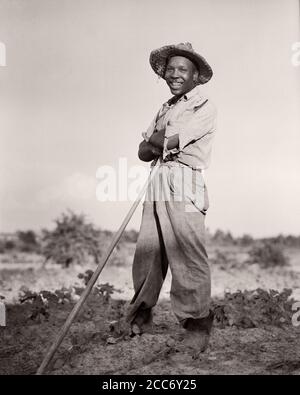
[{"xmin": 36, "ymin": 160, "xmax": 160, "ymax": 375}]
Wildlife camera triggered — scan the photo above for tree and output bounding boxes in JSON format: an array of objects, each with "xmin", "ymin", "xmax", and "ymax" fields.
[
  {"xmin": 41, "ymin": 210, "xmax": 103, "ymax": 267},
  {"xmin": 17, "ymin": 230, "xmax": 39, "ymax": 253},
  {"xmin": 17, "ymin": 230, "xmax": 37, "ymax": 245}
]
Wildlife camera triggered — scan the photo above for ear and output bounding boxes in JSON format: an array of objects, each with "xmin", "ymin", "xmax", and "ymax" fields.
[{"xmin": 193, "ymin": 70, "xmax": 199, "ymax": 83}]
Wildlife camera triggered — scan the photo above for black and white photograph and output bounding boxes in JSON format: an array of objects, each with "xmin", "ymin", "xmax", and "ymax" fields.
[{"xmin": 0, "ymin": 0, "xmax": 300, "ymax": 377}]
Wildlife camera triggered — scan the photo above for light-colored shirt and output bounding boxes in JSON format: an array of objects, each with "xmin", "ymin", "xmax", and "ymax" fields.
[{"xmin": 142, "ymin": 85, "xmax": 217, "ymax": 170}]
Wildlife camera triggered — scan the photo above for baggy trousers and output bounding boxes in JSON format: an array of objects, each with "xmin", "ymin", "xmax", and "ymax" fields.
[{"xmin": 126, "ymin": 161, "xmax": 211, "ymax": 325}]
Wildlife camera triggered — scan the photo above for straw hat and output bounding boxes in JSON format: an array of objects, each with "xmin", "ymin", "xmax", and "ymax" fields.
[{"xmin": 149, "ymin": 42, "xmax": 213, "ymax": 85}]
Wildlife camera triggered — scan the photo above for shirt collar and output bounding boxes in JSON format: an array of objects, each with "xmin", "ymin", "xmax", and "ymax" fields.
[
  {"xmin": 183, "ymin": 85, "xmax": 201, "ymax": 101},
  {"xmin": 164, "ymin": 85, "xmax": 202, "ymax": 107},
  {"xmin": 166, "ymin": 85, "xmax": 201, "ymax": 106}
]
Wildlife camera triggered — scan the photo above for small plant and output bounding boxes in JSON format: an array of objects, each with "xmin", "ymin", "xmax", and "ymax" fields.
[
  {"xmin": 77, "ymin": 270, "xmax": 119, "ymax": 302},
  {"xmin": 78, "ymin": 270, "xmax": 94, "ymax": 286},
  {"xmin": 213, "ymin": 288, "xmax": 295, "ymax": 329},
  {"xmin": 19, "ymin": 287, "xmax": 75, "ymax": 322},
  {"xmin": 247, "ymin": 241, "xmax": 289, "ymax": 268},
  {"xmin": 95, "ymin": 283, "xmax": 117, "ymax": 302}
]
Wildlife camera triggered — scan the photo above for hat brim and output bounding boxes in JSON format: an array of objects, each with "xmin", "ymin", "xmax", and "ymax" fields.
[{"xmin": 149, "ymin": 45, "xmax": 213, "ymax": 85}]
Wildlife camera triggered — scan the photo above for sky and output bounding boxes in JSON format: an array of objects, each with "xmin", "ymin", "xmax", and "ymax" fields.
[{"xmin": 0, "ymin": 0, "xmax": 299, "ymax": 237}]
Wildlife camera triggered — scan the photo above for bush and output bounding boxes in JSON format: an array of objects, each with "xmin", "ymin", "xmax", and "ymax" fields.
[
  {"xmin": 17, "ymin": 230, "xmax": 40, "ymax": 253},
  {"xmin": 17, "ymin": 230, "xmax": 37, "ymax": 245},
  {"xmin": 121, "ymin": 229, "xmax": 138, "ymax": 243},
  {"xmin": 213, "ymin": 288, "xmax": 294, "ymax": 328},
  {"xmin": 212, "ymin": 229, "xmax": 236, "ymax": 245},
  {"xmin": 4, "ymin": 240, "xmax": 16, "ymax": 250},
  {"xmin": 238, "ymin": 234, "xmax": 254, "ymax": 247},
  {"xmin": 41, "ymin": 210, "xmax": 103, "ymax": 267},
  {"xmin": 0, "ymin": 240, "xmax": 5, "ymax": 254},
  {"xmin": 211, "ymin": 250, "xmax": 230, "ymax": 265},
  {"xmin": 247, "ymin": 241, "xmax": 289, "ymax": 268},
  {"xmin": 211, "ymin": 249, "xmax": 239, "ymax": 269}
]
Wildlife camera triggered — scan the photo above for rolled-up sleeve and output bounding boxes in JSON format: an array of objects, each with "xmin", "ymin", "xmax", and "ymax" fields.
[
  {"xmin": 141, "ymin": 106, "xmax": 163, "ymax": 142},
  {"xmin": 165, "ymin": 99, "xmax": 217, "ymax": 151},
  {"xmin": 142, "ymin": 117, "xmax": 156, "ymax": 142}
]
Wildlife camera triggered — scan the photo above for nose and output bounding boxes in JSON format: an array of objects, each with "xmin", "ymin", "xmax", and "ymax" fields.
[{"xmin": 169, "ymin": 69, "xmax": 180, "ymax": 79}]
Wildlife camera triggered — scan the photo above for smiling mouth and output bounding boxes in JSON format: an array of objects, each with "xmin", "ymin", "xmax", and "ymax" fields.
[{"xmin": 169, "ymin": 82, "xmax": 183, "ymax": 88}]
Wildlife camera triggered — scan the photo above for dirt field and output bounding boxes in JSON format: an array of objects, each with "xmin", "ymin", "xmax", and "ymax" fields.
[{"xmin": 0, "ymin": 243, "xmax": 300, "ymax": 375}]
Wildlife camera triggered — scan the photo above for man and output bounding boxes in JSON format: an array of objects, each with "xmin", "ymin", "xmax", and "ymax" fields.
[{"xmin": 126, "ymin": 43, "xmax": 217, "ymax": 353}]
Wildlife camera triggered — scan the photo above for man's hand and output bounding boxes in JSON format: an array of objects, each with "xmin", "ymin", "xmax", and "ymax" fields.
[
  {"xmin": 149, "ymin": 129, "xmax": 179, "ymax": 151},
  {"xmin": 149, "ymin": 129, "xmax": 165, "ymax": 149},
  {"xmin": 138, "ymin": 128, "xmax": 180, "ymax": 162},
  {"xmin": 138, "ymin": 140, "xmax": 162, "ymax": 162}
]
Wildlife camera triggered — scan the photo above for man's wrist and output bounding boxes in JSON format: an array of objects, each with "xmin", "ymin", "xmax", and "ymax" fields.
[{"xmin": 151, "ymin": 144, "xmax": 162, "ymax": 156}]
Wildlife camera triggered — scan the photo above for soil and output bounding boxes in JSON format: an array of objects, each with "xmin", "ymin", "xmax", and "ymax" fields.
[
  {"xmin": 1, "ymin": 293, "xmax": 300, "ymax": 375},
  {"xmin": 1, "ymin": 244, "xmax": 300, "ymax": 375}
]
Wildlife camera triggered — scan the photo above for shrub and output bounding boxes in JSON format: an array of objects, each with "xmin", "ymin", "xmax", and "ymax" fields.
[
  {"xmin": 212, "ymin": 229, "xmax": 236, "ymax": 245},
  {"xmin": 213, "ymin": 288, "xmax": 294, "ymax": 328},
  {"xmin": 41, "ymin": 210, "xmax": 103, "ymax": 267},
  {"xmin": 4, "ymin": 240, "xmax": 16, "ymax": 250},
  {"xmin": 247, "ymin": 241, "xmax": 289, "ymax": 268},
  {"xmin": 121, "ymin": 229, "xmax": 138, "ymax": 243},
  {"xmin": 211, "ymin": 250, "xmax": 231, "ymax": 265},
  {"xmin": 238, "ymin": 234, "xmax": 254, "ymax": 247},
  {"xmin": 17, "ymin": 230, "xmax": 40, "ymax": 253},
  {"xmin": 211, "ymin": 249, "xmax": 239, "ymax": 269},
  {"xmin": 17, "ymin": 230, "xmax": 37, "ymax": 245}
]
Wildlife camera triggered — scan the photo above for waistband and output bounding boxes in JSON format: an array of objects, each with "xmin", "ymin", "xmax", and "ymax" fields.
[{"xmin": 156, "ymin": 157, "xmax": 203, "ymax": 172}]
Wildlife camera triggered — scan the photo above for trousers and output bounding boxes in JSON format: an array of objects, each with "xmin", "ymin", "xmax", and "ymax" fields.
[{"xmin": 126, "ymin": 161, "xmax": 211, "ymax": 325}]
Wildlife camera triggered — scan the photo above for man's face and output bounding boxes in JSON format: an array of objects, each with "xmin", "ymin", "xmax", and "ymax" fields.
[{"xmin": 164, "ymin": 56, "xmax": 198, "ymax": 97}]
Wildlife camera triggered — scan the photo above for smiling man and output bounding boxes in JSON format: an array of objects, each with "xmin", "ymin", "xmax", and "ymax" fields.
[{"xmin": 126, "ymin": 43, "xmax": 217, "ymax": 355}]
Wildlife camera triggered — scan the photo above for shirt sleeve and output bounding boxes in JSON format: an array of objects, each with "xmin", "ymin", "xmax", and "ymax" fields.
[
  {"xmin": 165, "ymin": 99, "xmax": 217, "ymax": 151},
  {"xmin": 162, "ymin": 136, "xmax": 180, "ymax": 160},
  {"xmin": 141, "ymin": 108, "xmax": 162, "ymax": 142}
]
